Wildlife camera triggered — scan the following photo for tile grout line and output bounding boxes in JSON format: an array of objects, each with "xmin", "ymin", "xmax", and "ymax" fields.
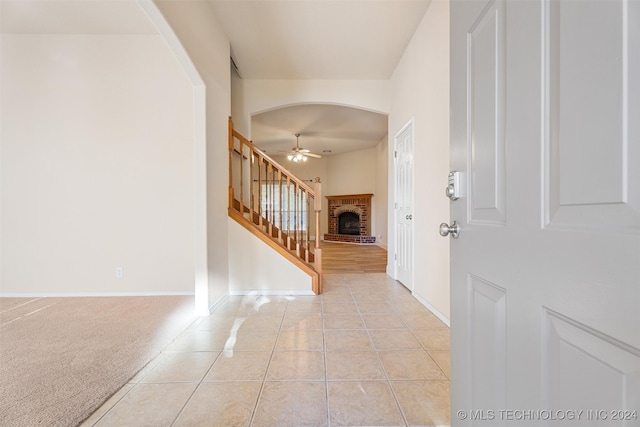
[
  {"xmin": 168, "ymin": 303, "xmax": 229, "ymax": 427},
  {"xmin": 89, "ymin": 310, "xmax": 209, "ymax": 427},
  {"xmin": 400, "ymin": 311, "xmax": 450, "ymax": 381},
  {"xmin": 165, "ymin": 296, "xmax": 285, "ymax": 427},
  {"xmin": 388, "ymin": 287, "xmax": 451, "ymax": 425},
  {"xmin": 86, "ymin": 275, "xmax": 449, "ymax": 426},
  {"xmin": 84, "ymin": 384, "xmax": 136, "ymax": 426},
  {"xmin": 354, "ymin": 279, "xmax": 410, "ymax": 427},
  {"xmin": 248, "ymin": 297, "xmax": 288, "ymax": 427},
  {"xmin": 322, "ymin": 290, "xmax": 331, "ymax": 427}
]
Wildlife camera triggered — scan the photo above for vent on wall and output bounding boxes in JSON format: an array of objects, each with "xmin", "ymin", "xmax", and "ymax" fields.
[{"xmin": 230, "ymin": 56, "xmax": 241, "ymax": 78}]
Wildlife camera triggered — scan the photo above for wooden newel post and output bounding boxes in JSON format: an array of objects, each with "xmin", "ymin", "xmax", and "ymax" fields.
[
  {"xmin": 313, "ymin": 177, "xmax": 322, "ymax": 248},
  {"xmin": 313, "ymin": 177, "xmax": 322, "ymax": 293}
]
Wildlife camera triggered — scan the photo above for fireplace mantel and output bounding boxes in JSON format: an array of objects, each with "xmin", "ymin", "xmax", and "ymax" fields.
[
  {"xmin": 324, "ymin": 194, "xmax": 376, "ymax": 244},
  {"xmin": 325, "ymin": 193, "xmax": 373, "ymax": 201}
]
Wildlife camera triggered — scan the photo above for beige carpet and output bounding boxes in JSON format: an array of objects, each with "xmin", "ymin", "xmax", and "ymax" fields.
[{"xmin": 0, "ymin": 295, "xmax": 196, "ymax": 427}]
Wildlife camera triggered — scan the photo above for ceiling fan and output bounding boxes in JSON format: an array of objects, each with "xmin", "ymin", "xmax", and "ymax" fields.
[{"xmin": 285, "ymin": 133, "xmax": 322, "ymax": 162}]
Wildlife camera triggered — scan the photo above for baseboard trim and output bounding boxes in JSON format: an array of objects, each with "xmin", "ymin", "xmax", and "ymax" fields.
[
  {"xmin": 386, "ymin": 265, "xmax": 396, "ymax": 279},
  {"xmin": 412, "ymin": 292, "xmax": 450, "ymax": 327},
  {"xmin": 229, "ymin": 290, "xmax": 316, "ymax": 296},
  {"xmin": 206, "ymin": 294, "xmax": 230, "ymax": 315},
  {"xmin": 0, "ymin": 291, "xmax": 195, "ymax": 298}
]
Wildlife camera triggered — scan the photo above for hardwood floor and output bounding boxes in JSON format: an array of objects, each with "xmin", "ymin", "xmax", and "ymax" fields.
[{"xmin": 320, "ymin": 241, "xmax": 388, "ymax": 274}]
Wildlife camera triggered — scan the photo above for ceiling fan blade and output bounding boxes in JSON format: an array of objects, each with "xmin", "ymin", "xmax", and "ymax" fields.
[{"xmin": 305, "ymin": 152, "xmax": 322, "ymax": 158}]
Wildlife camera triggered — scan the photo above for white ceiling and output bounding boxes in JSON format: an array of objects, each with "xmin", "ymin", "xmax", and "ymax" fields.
[
  {"xmin": 252, "ymin": 104, "xmax": 388, "ymax": 157},
  {"xmin": 1, "ymin": 0, "xmax": 432, "ymax": 157},
  {"xmin": 210, "ymin": 0, "xmax": 432, "ymax": 80},
  {"xmin": 214, "ymin": 0, "xmax": 431, "ymax": 157}
]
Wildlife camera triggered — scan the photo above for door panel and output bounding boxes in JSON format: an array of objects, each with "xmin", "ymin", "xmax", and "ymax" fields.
[
  {"xmin": 395, "ymin": 121, "xmax": 414, "ymax": 289},
  {"xmin": 551, "ymin": 0, "xmax": 625, "ymax": 205},
  {"xmin": 544, "ymin": 309, "xmax": 640, "ymax": 417},
  {"xmin": 451, "ymin": 0, "xmax": 640, "ymax": 425},
  {"xmin": 544, "ymin": 0, "xmax": 640, "ymax": 230},
  {"xmin": 468, "ymin": 274, "xmax": 506, "ymax": 421},
  {"xmin": 468, "ymin": 0, "xmax": 506, "ymax": 225}
]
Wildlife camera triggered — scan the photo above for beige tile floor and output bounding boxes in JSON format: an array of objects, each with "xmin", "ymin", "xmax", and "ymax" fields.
[{"xmin": 82, "ymin": 273, "xmax": 450, "ymax": 427}]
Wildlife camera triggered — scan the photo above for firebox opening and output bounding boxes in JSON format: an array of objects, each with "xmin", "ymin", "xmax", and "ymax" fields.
[{"xmin": 338, "ymin": 212, "xmax": 360, "ymax": 235}]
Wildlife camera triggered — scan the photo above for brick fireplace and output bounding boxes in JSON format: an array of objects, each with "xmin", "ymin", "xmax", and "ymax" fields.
[{"xmin": 324, "ymin": 194, "xmax": 376, "ymax": 244}]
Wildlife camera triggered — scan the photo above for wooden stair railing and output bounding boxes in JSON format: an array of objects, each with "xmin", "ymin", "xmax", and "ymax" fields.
[{"xmin": 228, "ymin": 117, "xmax": 322, "ymax": 294}]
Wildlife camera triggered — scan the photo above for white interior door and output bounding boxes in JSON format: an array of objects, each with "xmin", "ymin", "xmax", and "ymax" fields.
[
  {"xmin": 450, "ymin": 0, "xmax": 640, "ymax": 425},
  {"xmin": 395, "ymin": 120, "xmax": 414, "ymax": 290}
]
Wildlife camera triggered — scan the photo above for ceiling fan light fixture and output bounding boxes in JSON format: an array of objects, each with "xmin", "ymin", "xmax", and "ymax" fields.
[
  {"xmin": 291, "ymin": 152, "xmax": 306, "ymax": 162},
  {"xmin": 287, "ymin": 133, "xmax": 317, "ymax": 163}
]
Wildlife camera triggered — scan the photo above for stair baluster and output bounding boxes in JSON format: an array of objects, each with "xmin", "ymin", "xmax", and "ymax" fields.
[{"xmin": 228, "ymin": 117, "xmax": 322, "ymax": 294}]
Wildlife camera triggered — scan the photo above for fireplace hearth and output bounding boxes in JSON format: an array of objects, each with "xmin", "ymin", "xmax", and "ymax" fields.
[{"xmin": 324, "ymin": 194, "xmax": 376, "ymax": 244}]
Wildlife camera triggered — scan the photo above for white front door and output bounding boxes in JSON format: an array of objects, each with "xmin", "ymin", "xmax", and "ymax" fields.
[
  {"xmin": 395, "ymin": 120, "xmax": 414, "ymax": 290},
  {"xmin": 450, "ymin": 0, "xmax": 640, "ymax": 425}
]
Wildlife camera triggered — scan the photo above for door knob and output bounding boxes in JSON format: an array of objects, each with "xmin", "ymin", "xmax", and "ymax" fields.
[{"xmin": 439, "ymin": 221, "xmax": 460, "ymax": 239}]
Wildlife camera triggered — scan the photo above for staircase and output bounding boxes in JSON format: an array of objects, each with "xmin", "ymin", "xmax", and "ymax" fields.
[{"xmin": 228, "ymin": 117, "xmax": 323, "ymax": 294}]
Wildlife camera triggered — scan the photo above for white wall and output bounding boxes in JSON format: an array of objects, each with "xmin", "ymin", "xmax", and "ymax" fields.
[
  {"xmin": 155, "ymin": 0, "xmax": 231, "ymax": 313},
  {"xmin": 227, "ymin": 219, "xmax": 313, "ymax": 294},
  {"xmin": 269, "ymin": 144, "xmax": 388, "ymax": 245},
  {"xmin": 374, "ymin": 135, "xmax": 389, "ymax": 248},
  {"xmin": 231, "ymin": 67, "xmax": 249, "ymax": 136},
  {"xmin": 0, "ymin": 34, "xmax": 194, "ymax": 294},
  {"xmin": 326, "ymin": 146, "xmax": 388, "ymax": 244},
  {"xmin": 230, "ymin": 78, "xmax": 392, "ymax": 248},
  {"xmin": 241, "ymin": 79, "xmax": 391, "ymax": 127},
  {"xmin": 325, "ymin": 147, "xmax": 377, "ymax": 196},
  {"xmin": 389, "ymin": 0, "xmax": 450, "ymax": 320}
]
